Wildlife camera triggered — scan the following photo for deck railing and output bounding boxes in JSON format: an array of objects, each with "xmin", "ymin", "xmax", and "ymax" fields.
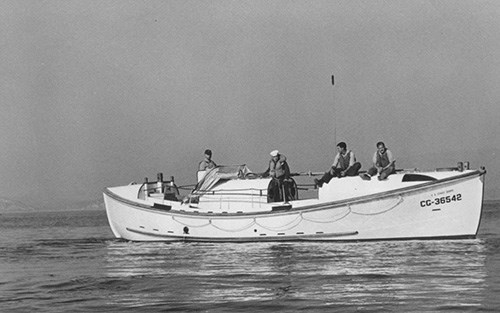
[{"xmin": 137, "ymin": 176, "xmax": 303, "ymax": 204}]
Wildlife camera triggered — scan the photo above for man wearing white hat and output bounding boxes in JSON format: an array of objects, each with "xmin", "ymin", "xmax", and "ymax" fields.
[
  {"xmin": 264, "ymin": 150, "xmax": 291, "ymax": 202},
  {"xmin": 266, "ymin": 150, "xmax": 289, "ymax": 179}
]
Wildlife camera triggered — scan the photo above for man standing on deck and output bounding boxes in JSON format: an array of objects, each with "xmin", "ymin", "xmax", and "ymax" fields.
[
  {"xmin": 264, "ymin": 150, "xmax": 291, "ymax": 202},
  {"xmin": 266, "ymin": 150, "xmax": 290, "ymax": 180},
  {"xmin": 314, "ymin": 142, "xmax": 362, "ymax": 187},
  {"xmin": 361, "ymin": 141, "xmax": 396, "ymax": 181}
]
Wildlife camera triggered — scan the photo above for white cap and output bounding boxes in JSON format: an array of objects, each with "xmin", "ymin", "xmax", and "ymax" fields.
[{"xmin": 270, "ymin": 150, "xmax": 279, "ymax": 157}]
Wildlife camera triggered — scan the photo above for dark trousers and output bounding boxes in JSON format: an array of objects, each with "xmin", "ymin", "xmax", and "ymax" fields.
[
  {"xmin": 318, "ymin": 162, "xmax": 361, "ymax": 184},
  {"xmin": 367, "ymin": 165, "xmax": 396, "ymax": 180},
  {"xmin": 268, "ymin": 177, "xmax": 296, "ymax": 202}
]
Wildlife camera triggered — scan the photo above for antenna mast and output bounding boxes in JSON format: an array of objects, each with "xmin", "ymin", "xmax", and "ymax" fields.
[{"xmin": 332, "ymin": 75, "xmax": 336, "ymax": 145}]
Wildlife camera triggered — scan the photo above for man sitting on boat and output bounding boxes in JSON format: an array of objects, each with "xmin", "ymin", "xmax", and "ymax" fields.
[
  {"xmin": 263, "ymin": 150, "xmax": 294, "ymax": 202},
  {"xmin": 314, "ymin": 142, "xmax": 362, "ymax": 187},
  {"xmin": 198, "ymin": 149, "xmax": 217, "ymax": 182},
  {"xmin": 361, "ymin": 141, "xmax": 396, "ymax": 181}
]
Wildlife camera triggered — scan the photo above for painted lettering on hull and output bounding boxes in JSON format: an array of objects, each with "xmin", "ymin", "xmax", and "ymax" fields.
[{"xmin": 420, "ymin": 194, "xmax": 462, "ymax": 208}]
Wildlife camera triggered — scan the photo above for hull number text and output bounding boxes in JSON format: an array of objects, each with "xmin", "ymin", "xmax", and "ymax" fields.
[{"xmin": 420, "ymin": 194, "xmax": 462, "ymax": 207}]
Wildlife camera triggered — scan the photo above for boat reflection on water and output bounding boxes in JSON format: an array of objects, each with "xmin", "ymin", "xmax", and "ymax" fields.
[{"xmin": 103, "ymin": 239, "xmax": 487, "ymax": 310}]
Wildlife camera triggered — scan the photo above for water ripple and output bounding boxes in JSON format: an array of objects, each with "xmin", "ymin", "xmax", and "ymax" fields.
[{"xmin": 1, "ymin": 207, "xmax": 499, "ymax": 312}]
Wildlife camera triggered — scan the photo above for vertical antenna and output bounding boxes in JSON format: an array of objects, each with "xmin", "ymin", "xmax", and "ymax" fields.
[{"xmin": 332, "ymin": 75, "xmax": 336, "ymax": 145}]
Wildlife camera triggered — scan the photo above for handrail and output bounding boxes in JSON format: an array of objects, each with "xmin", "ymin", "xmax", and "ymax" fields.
[
  {"xmin": 188, "ymin": 188, "xmax": 268, "ymax": 200},
  {"xmin": 138, "ymin": 182, "xmax": 273, "ymax": 200},
  {"xmin": 177, "ymin": 184, "xmax": 197, "ymax": 190},
  {"xmin": 137, "ymin": 180, "xmax": 179, "ymax": 200}
]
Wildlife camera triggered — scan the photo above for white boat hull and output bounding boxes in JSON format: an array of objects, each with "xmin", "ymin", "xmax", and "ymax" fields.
[{"xmin": 104, "ymin": 169, "xmax": 485, "ymax": 242}]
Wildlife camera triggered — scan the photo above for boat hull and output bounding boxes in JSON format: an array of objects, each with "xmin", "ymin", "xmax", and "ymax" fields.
[{"xmin": 104, "ymin": 170, "xmax": 485, "ymax": 242}]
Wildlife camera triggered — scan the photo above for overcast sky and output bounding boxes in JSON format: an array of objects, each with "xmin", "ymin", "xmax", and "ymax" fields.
[{"xmin": 1, "ymin": 0, "xmax": 499, "ymax": 208}]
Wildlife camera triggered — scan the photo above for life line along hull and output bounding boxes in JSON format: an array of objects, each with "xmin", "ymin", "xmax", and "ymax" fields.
[{"xmin": 103, "ymin": 170, "xmax": 485, "ymax": 242}]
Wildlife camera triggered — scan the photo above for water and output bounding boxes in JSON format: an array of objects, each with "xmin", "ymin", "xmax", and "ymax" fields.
[{"xmin": 1, "ymin": 203, "xmax": 499, "ymax": 312}]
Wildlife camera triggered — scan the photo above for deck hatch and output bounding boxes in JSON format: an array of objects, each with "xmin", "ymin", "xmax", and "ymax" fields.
[{"xmin": 402, "ymin": 174, "xmax": 437, "ymax": 182}]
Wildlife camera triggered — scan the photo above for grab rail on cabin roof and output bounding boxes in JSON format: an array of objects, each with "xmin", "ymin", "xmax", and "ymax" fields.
[
  {"xmin": 137, "ymin": 177, "xmax": 180, "ymax": 200},
  {"xmin": 138, "ymin": 181, "xmax": 273, "ymax": 200}
]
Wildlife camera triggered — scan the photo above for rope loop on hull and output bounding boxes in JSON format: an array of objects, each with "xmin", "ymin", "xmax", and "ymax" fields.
[
  {"xmin": 301, "ymin": 208, "xmax": 352, "ymax": 224},
  {"xmin": 167, "ymin": 196, "xmax": 404, "ymax": 234},
  {"xmin": 210, "ymin": 219, "xmax": 256, "ymax": 232},
  {"xmin": 350, "ymin": 196, "xmax": 404, "ymax": 216},
  {"xmin": 171, "ymin": 216, "xmax": 211, "ymax": 228},
  {"xmin": 254, "ymin": 214, "xmax": 302, "ymax": 231}
]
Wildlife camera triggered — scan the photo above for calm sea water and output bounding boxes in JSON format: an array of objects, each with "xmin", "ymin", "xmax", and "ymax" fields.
[{"xmin": 1, "ymin": 203, "xmax": 499, "ymax": 312}]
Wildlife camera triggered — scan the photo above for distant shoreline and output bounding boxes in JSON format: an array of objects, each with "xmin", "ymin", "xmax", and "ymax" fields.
[{"xmin": 0, "ymin": 208, "xmax": 105, "ymax": 215}]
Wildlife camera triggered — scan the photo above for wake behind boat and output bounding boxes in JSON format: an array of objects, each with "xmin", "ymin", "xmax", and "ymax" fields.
[{"xmin": 103, "ymin": 162, "xmax": 486, "ymax": 242}]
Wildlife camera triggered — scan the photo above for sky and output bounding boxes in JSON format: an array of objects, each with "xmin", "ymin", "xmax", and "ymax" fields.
[{"xmin": 1, "ymin": 0, "xmax": 500, "ymax": 208}]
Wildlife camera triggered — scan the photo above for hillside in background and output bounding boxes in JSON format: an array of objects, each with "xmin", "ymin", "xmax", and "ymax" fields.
[
  {"xmin": 0, "ymin": 197, "xmax": 105, "ymax": 212},
  {"xmin": 38, "ymin": 199, "xmax": 105, "ymax": 212},
  {"xmin": 0, "ymin": 198, "xmax": 36, "ymax": 213}
]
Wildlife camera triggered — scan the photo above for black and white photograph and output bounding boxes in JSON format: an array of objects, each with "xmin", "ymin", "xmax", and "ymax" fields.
[{"xmin": 1, "ymin": 1, "xmax": 499, "ymax": 311}]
